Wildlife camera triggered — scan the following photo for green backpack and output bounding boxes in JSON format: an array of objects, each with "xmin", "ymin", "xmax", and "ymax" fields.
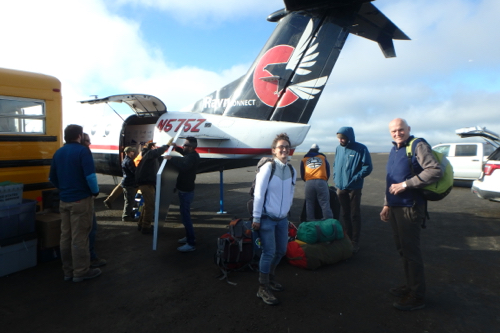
[{"xmin": 406, "ymin": 138, "xmax": 454, "ymax": 201}]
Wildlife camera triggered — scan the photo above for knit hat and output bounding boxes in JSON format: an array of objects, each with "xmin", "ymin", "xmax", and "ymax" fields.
[{"xmin": 311, "ymin": 143, "xmax": 319, "ymax": 150}]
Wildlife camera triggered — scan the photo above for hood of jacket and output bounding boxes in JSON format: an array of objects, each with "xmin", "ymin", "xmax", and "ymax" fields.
[{"xmin": 337, "ymin": 126, "xmax": 355, "ymax": 145}]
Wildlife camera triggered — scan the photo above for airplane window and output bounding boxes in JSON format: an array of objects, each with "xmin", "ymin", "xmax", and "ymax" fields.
[
  {"xmin": 104, "ymin": 124, "xmax": 111, "ymax": 136},
  {"xmin": 433, "ymin": 145, "xmax": 450, "ymax": 157},
  {"xmin": 91, "ymin": 125, "xmax": 97, "ymax": 136},
  {"xmin": 0, "ymin": 97, "xmax": 45, "ymax": 134},
  {"xmin": 455, "ymin": 145, "xmax": 477, "ymax": 157}
]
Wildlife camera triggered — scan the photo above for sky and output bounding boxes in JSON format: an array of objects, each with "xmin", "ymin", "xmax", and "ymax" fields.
[{"xmin": 2, "ymin": 0, "xmax": 500, "ymax": 152}]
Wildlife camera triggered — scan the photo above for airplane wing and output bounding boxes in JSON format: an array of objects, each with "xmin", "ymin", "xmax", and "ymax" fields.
[
  {"xmin": 350, "ymin": 2, "xmax": 411, "ymax": 58},
  {"xmin": 284, "ymin": 0, "xmax": 410, "ymax": 58},
  {"xmin": 79, "ymin": 94, "xmax": 167, "ymax": 117}
]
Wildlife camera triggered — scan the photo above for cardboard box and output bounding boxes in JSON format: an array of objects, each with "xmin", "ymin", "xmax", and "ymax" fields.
[
  {"xmin": 36, "ymin": 213, "xmax": 61, "ymax": 248},
  {"xmin": 0, "ymin": 237, "xmax": 37, "ymax": 277},
  {"xmin": 0, "ymin": 199, "xmax": 37, "ymax": 241}
]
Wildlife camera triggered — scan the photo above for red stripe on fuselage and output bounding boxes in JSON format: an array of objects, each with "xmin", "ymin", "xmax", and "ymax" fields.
[
  {"xmin": 90, "ymin": 145, "xmax": 295, "ymax": 156},
  {"xmin": 196, "ymin": 147, "xmax": 295, "ymax": 156},
  {"xmin": 90, "ymin": 144, "xmax": 120, "ymax": 150}
]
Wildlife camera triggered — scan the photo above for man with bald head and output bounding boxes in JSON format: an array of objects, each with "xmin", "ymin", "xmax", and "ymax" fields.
[{"xmin": 380, "ymin": 118, "xmax": 442, "ymax": 311}]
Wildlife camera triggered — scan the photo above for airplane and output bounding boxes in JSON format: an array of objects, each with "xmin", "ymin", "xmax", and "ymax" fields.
[{"xmin": 80, "ymin": 0, "xmax": 410, "ymax": 177}]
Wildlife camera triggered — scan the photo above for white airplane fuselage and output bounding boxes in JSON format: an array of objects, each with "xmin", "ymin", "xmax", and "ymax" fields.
[{"xmin": 87, "ymin": 111, "xmax": 310, "ymax": 176}]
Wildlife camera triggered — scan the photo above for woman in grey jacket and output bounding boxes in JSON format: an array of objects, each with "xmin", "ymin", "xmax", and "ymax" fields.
[{"xmin": 252, "ymin": 133, "xmax": 296, "ymax": 305}]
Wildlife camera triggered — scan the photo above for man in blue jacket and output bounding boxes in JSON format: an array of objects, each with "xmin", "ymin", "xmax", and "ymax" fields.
[
  {"xmin": 380, "ymin": 118, "xmax": 442, "ymax": 311},
  {"xmin": 49, "ymin": 124, "xmax": 101, "ymax": 282},
  {"xmin": 333, "ymin": 126, "xmax": 373, "ymax": 254}
]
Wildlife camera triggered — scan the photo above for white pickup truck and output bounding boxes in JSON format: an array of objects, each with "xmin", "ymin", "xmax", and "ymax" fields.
[{"xmin": 432, "ymin": 127, "xmax": 497, "ymax": 180}]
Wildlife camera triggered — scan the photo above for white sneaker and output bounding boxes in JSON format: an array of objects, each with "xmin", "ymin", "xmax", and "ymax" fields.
[
  {"xmin": 178, "ymin": 237, "xmax": 187, "ymax": 244},
  {"xmin": 177, "ymin": 243, "xmax": 196, "ymax": 252}
]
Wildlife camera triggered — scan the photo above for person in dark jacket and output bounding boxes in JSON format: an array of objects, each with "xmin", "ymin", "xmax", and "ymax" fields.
[
  {"xmin": 300, "ymin": 143, "xmax": 333, "ymax": 221},
  {"xmin": 49, "ymin": 125, "xmax": 101, "ymax": 282},
  {"xmin": 135, "ymin": 142, "xmax": 168, "ymax": 234},
  {"xmin": 121, "ymin": 146, "xmax": 137, "ymax": 222},
  {"xmin": 165, "ymin": 137, "xmax": 200, "ymax": 252},
  {"xmin": 380, "ymin": 118, "xmax": 442, "ymax": 311},
  {"xmin": 333, "ymin": 126, "xmax": 373, "ymax": 254}
]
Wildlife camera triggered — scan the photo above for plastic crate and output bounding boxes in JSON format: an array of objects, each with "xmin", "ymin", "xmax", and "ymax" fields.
[
  {"xmin": 0, "ymin": 182, "xmax": 23, "ymax": 208},
  {"xmin": 0, "ymin": 237, "xmax": 37, "ymax": 277},
  {"xmin": 0, "ymin": 199, "xmax": 37, "ymax": 241}
]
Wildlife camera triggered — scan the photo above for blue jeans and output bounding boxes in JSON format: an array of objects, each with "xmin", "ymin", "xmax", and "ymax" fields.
[
  {"xmin": 259, "ymin": 216, "xmax": 288, "ymax": 274},
  {"xmin": 178, "ymin": 190, "xmax": 195, "ymax": 246},
  {"xmin": 89, "ymin": 212, "xmax": 97, "ymax": 260}
]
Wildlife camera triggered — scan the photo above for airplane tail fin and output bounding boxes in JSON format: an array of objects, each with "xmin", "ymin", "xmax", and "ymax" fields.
[{"xmin": 186, "ymin": 0, "xmax": 408, "ymax": 124}]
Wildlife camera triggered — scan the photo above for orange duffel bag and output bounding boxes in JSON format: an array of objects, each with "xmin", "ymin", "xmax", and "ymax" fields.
[{"xmin": 286, "ymin": 237, "xmax": 353, "ymax": 270}]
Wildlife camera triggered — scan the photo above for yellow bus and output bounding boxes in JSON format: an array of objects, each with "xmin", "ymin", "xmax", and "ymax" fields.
[{"xmin": 0, "ymin": 67, "xmax": 62, "ymax": 211}]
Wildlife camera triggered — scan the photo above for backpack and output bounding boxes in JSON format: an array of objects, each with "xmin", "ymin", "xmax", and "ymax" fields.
[
  {"xmin": 247, "ymin": 157, "xmax": 295, "ymax": 218},
  {"xmin": 406, "ymin": 138, "xmax": 454, "ymax": 202},
  {"xmin": 215, "ymin": 218, "xmax": 257, "ymax": 285}
]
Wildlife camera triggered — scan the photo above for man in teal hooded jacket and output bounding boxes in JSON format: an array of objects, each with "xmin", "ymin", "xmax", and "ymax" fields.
[{"xmin": 333, "ymin": 126, "xmax": 373, "ymax": 253}]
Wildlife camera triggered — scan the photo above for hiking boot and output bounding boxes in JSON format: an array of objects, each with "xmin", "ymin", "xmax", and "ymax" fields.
[
  {"xmin": 122, "ymin": 216, "xmax": 134, "ymax": 222},
  {"xmin": 141, "ymin": 227, "xmax": 153, "ymax": 235},
  {"xmin": 178, "ymin": 237, "xmax": 187, "ymax": 244},
  {"xmin": 103, "ymin": 200, "xmax": 112, "ymax": 209},
  {"xmin": 64, "ymin": 275, "xmax": 72, "ymax": 282},
  {"xmin": 137, "ymin": 224, "xmax": 142, "ymax": 231},
  {"xmin": 390, "ymin": 285, "xmax": 411, "ymax": 297},
  {"xmin": 73, "ymin": 268, "xmax": 102, "ymax": 282},
  {"xmin": 257, "ymin": 285, "xmax": 279, "ymax": 305},
  {"xmin": 177, "ymin": 243, "xmax": 196, "ymax": 252},
  {"xmin": 393, "ymin": 294, "xmax": 425, "ymax": 311},
  {"xmin": 90, "ymin": 258, "xmax": 107, "ymax": 268}
]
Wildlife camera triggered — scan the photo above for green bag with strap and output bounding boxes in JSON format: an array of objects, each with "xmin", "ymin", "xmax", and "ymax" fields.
[
  {"xmin": 406, "ymin": 137, "xmax": 454, "ymax": 201},
  {"xmin": 296, "ymin": 218, "xmax": 344, "ymax": 244}
]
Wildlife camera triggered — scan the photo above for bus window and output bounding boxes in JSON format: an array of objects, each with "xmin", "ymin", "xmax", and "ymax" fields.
[
  {"xmin": 0, "ymin": 67, "xmax": 62, "ymax": 211},
  {"xmin": 0, "ymin": 97, "xmax": 45, "ymax": 134}
]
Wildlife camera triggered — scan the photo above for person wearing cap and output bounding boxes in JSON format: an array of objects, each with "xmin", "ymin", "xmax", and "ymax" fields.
[
  {"xmin": 121, "ymin": 146, "xmax": 137, "ymax": 222},
  {"xmin": 300, "ymin": 143, "xmax": 333, "ymax": 221},
  {"xmin": 333, "ymin": 127, "xmax": 373, "ymax": 254}
]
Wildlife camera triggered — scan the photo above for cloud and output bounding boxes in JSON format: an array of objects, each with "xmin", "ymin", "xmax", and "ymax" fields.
[
  {"xmin": 114, "ymin": 0, "xmax": 282, "ymax": 25},
  {"xmin": 2, "ymin": 0, "xmax": 499, "ymax": 155},
  {"xmin": 301, "ymin": 0, "xmax": 500, "ymax": 152}
]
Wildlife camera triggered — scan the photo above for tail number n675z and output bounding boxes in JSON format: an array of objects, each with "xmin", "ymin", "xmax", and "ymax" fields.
[{"xmin": 157, "ymin": 119, "xmax": 206, "ymax": 133}]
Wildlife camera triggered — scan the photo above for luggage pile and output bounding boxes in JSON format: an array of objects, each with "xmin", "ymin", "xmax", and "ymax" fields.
[
  {"xmin": 286, "ymin": 218, "xmax": 353, "ymax": 270},
  {"xmin": 215, "ymin": 218, "xmax": 258, "ymax": 284}
]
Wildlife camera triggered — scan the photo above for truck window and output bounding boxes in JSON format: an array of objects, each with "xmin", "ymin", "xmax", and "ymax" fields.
[
  {"xmin": 455, "ymin": 144, "xmax": 477, "ymax": 157},
  {"xmin": 0, "ymin": 97, "xmax": 45, "ymax": 134},
  {"xmin": 484, "ymin": 144, "xmax": 495, "ymax": 157},
  {"xmin": 434, "ymin": 145, "xmax": 450, "ymax": 157}
]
